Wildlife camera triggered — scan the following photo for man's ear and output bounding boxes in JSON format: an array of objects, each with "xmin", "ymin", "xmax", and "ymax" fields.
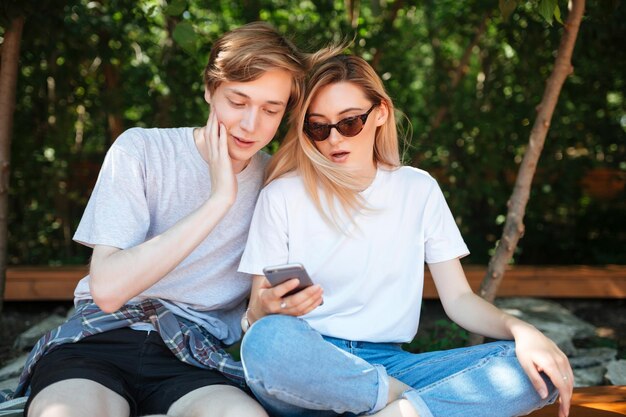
[
  {"xmin": 374, "ymin": 101, "xmax": 389, "ymax": 127},
  {"xmin": 204, "ymin": 87, "xmax": 212, "ymax": 105}
]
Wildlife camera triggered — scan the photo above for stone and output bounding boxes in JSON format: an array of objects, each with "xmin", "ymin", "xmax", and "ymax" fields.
[
  {"xmin": 573, "ymin": 364, "xmax": 607, "ymax": 387},
  {"xmin": 569, "ymin": 347, "xmax": 617, "ymax": 368},
  {"xmin": 495, "ymin": 298, "xmax": 596, "ymax": 355},
  {"xmin": 605, "ymin": 359, "xmax": 626, "ymax": 385},
  {"xmin": 0, "ymin": 355, "xmax": 28, "ymax": 381},
  {"xmin": 13, "ymin": 315, "xmax": 66, "ymax": 351},
  {"xmin": 0, "ymin": 377, "xmax": 18, "ymax": 392}
]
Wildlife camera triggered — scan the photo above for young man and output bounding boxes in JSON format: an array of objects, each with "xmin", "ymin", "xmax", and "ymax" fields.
[{"xmin": 15, "ymin": 22, "xmax": 307, "ymax": 417}]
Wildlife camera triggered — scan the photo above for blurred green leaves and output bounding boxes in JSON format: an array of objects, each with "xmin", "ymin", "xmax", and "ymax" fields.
[
  {"xmin": 2, "ymin": 0, "xmax": 624, "ymax": 266},
  {"xmin": 172, "ymin": 22, "xmax": 197, "ymax": 54}
]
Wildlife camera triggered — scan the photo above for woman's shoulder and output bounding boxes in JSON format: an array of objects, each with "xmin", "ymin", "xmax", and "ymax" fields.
[
  {"xmin": 262, "ymin": 171, "xmax": 306, "ymax": 197},
  {"xmin": 265, "ymin": 171, "xmax": 303, "ymax": 189},
  {"xmin": 257, "ymin": 172, "xmax": 309, "ymax": 212},
  {"xmin": 384, "ymin": 165, "xmax": 438, "ymax": 187}
]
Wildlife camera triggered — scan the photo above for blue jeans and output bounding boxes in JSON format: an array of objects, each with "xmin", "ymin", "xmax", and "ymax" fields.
[{"xmin": 240, "ymin": 315, "xmax": 558, "ymax": 417}]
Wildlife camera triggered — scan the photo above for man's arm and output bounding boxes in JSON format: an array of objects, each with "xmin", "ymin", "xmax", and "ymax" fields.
[{"xmin": 90, "ymin": 113, "xmax": 236, "ymax": 313}]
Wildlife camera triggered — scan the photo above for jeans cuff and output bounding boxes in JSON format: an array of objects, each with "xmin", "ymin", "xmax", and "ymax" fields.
[
  {"xmin": 401, "ymin": 389, "xmax": 434, "ymax": 417},
  {"xmin": 368, "ymin": 364, "xmax": 389, "ymax": 414}
]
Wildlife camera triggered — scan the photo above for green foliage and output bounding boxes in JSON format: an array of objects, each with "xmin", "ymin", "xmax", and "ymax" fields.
[
  {"xmin": 538, "ymin": 0, "xmax": 558, "ymax": 25},
  {"xmin": 498, "ymin": 0, "xmax": 564, "ymax": 25},
  {"xmin": 403, "ymin": 319, "xmax": 468, "ymax": 353},
  {"xmin": 2, "ymin": 0, "xmax": 625, "ymax": 266}
]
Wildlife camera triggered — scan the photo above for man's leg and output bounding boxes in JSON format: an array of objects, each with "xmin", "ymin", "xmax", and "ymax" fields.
[
  {"xmin": 24, "ymin": 328, "xmax": 151, "ymax": 417},
  {"xmin": 27, "ymin": 379, "xmax": 130, "ymax": 417},
  {"xmin": 137, "ymin": 330, "xmax": 265, "ymax": 417},
  {"xmin": 164, "ymin": 385, "xmax": 267, "ymax": 417}
]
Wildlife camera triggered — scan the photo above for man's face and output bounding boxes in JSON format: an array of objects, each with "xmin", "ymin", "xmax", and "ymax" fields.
[{"xmin": 206, "ymin": 69, "xmax": 293, "ymax": 171}]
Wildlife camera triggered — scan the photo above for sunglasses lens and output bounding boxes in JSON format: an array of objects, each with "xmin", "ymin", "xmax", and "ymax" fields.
[
  {"xmin": 336, "ymin": 117, "xmax": 364, "ymax": 137},
  {"xmin": 305, "ymin": 123, "xmax": 330, "ymax": 141},
  {"xmin": 304, "ymin": 105, "xmax": 375, "ymax": 141}
]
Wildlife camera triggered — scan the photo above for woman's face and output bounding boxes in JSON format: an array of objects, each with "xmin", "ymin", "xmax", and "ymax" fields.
[{"xmin": 306, "ymin": 82, "xmax": 387, "ymax": 177}]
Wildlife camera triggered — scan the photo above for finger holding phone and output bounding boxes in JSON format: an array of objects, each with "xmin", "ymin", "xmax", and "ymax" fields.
[{"xmin": 248, "ymin": 263, "xmax": 323, "ymax": 323}]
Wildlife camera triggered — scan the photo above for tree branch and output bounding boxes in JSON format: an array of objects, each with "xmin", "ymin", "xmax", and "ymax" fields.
[
  {"xmin": 468, "ymin": 0, "xmax": 586, "ymax": 345},
  {"xmin": 0, "ymin": 15, "xmax": 25, "ymax": 310}
]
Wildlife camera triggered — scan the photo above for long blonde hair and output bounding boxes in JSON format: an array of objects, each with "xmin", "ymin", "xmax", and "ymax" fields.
[{"xmin": 266, "ymin": 53, "xmax": 401, "ymax": 227}]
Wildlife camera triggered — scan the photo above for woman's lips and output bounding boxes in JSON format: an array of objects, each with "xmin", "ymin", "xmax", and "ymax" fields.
[{"xmin": 330, "ymin": 151, "xmax": 349, "ymax": 162}]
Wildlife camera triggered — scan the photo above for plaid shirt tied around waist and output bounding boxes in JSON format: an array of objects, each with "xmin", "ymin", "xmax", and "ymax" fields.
[{"xmin": 11, "ymin": 298, "xmax": 245, "ymax": 399}]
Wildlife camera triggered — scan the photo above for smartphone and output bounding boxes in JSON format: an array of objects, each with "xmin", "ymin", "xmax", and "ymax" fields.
[{"xmin": 263, "ymin": 263, "xmax": 315, "ymax": 297}]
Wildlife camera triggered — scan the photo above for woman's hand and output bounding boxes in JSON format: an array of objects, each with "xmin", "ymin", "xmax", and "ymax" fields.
[
  {"xmin": 248, "ymin": 275, "xmax": 323, "ymax": 323},
  {"xmin": 512, "ymin": 323, "xmax": 574, "ymax": 417},
  {"xmin": 204, "ymin": 110, "xmax": 237, "ymax": 206}
]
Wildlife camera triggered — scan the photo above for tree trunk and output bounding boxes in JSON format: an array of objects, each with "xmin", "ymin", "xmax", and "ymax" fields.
[
  {"xmin": 468, "ymin": 0, "xmax": 586, "ymax": 345},
  {"xmin": 103, "ymin": 62, "xmax": 124, "ymax": 143},
  {"xmin": 0, "ymin": 15, "xmax": 25, "ymax": 311},
  {"xmin": 345, "ymin": 0, "xmax": 360, "ymax": 28}
]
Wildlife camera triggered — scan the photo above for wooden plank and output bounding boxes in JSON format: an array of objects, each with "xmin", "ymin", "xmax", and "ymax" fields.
[
  {"xmin": 3, "ymin": 264, "xmax": 626, "ymax": 301},
  {"xmin": 423, "ymin": 265, "xmax": 626, "ymax": 299},
  {"xmin": 4, "ymin": 266, "xmax": 87, "ymax": 301},
  {"xmin": 529, "ymin": 386, "xmax": 626, "ymax": 416}
]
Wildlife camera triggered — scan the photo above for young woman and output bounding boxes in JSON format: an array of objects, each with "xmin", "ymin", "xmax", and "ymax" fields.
[{"xmin": 238, "ymin": 54, "xmax": 573, "ymax": 417}]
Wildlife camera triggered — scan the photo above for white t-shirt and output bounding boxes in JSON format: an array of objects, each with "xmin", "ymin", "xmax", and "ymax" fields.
[
  {"xmin": 73, "ymin": 127, "xmax": 269, "ymax": 344},
  {"xmin": 239, "ymin": 166, "xmax": 469, "ymax": 343}
]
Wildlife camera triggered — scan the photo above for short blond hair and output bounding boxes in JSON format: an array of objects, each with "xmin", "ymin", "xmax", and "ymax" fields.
[{"xmin": 204, "ymin": 22, "xmax": 306, "ymax": 112}]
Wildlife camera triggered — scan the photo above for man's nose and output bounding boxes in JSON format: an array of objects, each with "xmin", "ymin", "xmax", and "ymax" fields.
[{"xmin": 240, "ymin": 108, "xmax": 259, "ymax": 132}]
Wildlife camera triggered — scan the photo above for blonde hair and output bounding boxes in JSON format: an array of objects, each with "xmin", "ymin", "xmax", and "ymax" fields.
[
  {"xmin": 266, "ymin": 53, "xmax": 401, "ymax": 228},
  {"xmin": 204, "ymin": 22, "xmax": 306, "ymax": 112}
]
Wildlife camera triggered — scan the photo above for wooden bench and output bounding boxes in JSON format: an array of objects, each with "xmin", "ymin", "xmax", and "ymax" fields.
[
  {"xmin": 529, "ymin": 386, "xmax": 626, "ymax": 416},
  {"xmin": 3, "ymin": 264, "xmax": 626, "ymax": 301}
]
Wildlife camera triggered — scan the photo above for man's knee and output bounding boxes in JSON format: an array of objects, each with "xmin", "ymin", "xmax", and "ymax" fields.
[
  {"xmin": 27, "ymin": 379, "xmax": 129, "ymax": 417},
  {"xmin": 168, "ymin": 385, "xmax": 267, "ymax": 417},
  {"xmin": 217, "ymin": 403, "xmax": 269, "ymax": 417}
]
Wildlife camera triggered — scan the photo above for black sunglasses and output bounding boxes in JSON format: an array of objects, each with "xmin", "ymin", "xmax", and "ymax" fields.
[{"xmin": 304, "ymin": 104, "xmax": 378, "ymax": 142}]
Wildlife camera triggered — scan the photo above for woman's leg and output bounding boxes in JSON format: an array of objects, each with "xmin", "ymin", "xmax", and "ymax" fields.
[
  {"xmin": 240, "ymin": 315, "xmax": 388, "ymax": 417},
  {"xmin": 361, "ymin": 341, "xmax": 559, "ymax": 417}
]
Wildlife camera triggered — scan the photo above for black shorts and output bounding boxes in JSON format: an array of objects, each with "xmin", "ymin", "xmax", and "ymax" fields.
[{"xmin": 25, "ymin": 327, "xmax": 242, "ymax": 416}]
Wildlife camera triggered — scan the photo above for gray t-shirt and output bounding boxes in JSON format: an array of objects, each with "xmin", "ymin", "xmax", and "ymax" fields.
[{"xmin": 73, "ymin": 127, "xmax": 269, "ymax": 344}]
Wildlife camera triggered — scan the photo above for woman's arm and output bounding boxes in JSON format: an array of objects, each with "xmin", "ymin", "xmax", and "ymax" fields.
[
  {"xmin": 429, "ymin": 258, "xmax": 573, "ymax": 417},
  {"xmin": 90, "ymin": 113, "xmax": 237, "ymax": 313},
  {"xmin": 247, "ymin": 274, "xmax": 324, "ymax": 324}
]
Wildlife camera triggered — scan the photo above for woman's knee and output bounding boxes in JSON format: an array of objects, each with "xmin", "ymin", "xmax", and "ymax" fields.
[{"xmin": 241, "ymin": 316, "xmax": 303, "ymax": 361}]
